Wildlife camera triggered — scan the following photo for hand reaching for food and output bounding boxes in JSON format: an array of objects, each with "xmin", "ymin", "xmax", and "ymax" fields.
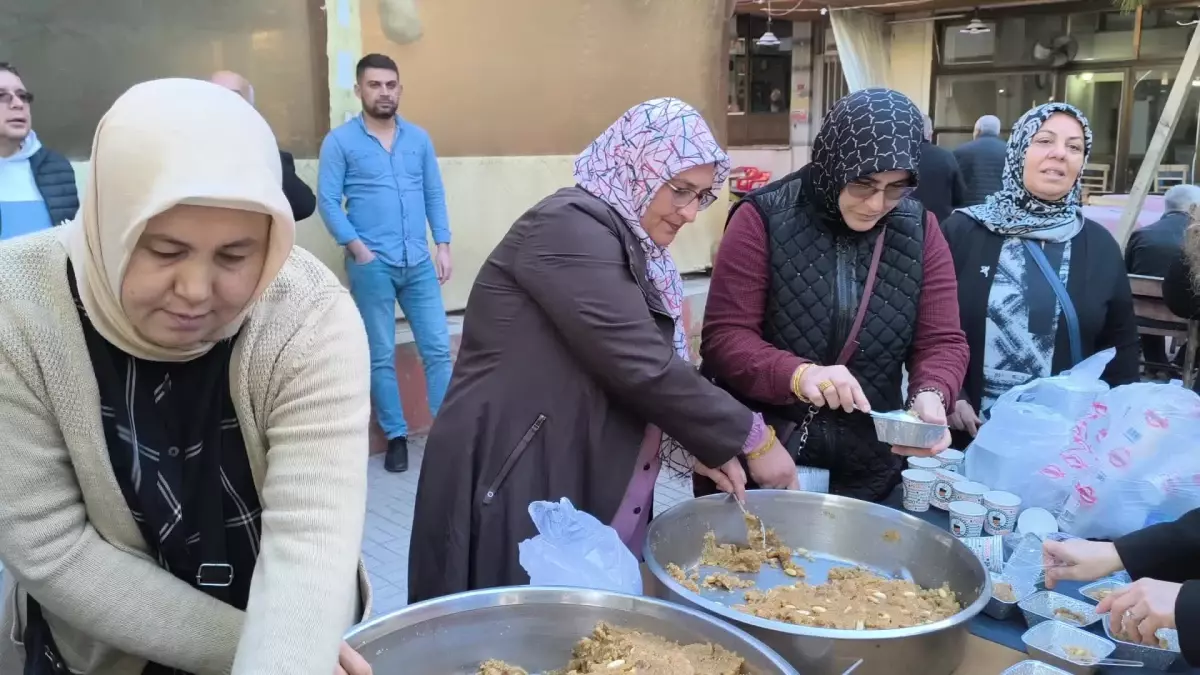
[
  {"xmin": 1042, "ymin": 539, "xmax": 1124, "ymax": 588},
  {"xmin": 1098, "ymin": 579, "xmax": 1181, "ymax": 647}
]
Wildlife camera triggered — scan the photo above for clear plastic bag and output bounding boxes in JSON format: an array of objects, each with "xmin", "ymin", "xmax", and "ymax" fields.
[
  {"xmin": 517, "ymin": 497, "xmax": 643, "ymax": 595},
  {"xmin": 965, "ymin": 349, "xmax": 1116, "ymax": 512},
  {"xmin": 1058, "ymin": 383, "xmax": 1200, "ymax": 540},
  {"xmin": 964, "ymin": 402, "xmax": 1073, "ymax": 508}
]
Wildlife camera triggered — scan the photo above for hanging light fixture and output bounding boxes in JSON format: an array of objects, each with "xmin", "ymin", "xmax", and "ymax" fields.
[
  {"xmin": 756, "ymin": 0, "xmax": 781, "ymax": 48},
  {"xmin": 960, "ymin": 10, "xmax": 991, "ymax": 35}
]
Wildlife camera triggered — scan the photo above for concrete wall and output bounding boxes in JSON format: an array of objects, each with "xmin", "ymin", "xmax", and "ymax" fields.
[{"xmin": 316, "ymin": 0, "xmax": 734, "ymax": 310}]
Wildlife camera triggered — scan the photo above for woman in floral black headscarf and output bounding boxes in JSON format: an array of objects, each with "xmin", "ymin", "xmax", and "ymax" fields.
[
  {"xmin": 699, "ymin": 88, "xmax": 970, "ymax": 502},
  {"xmin": 941, "ymin": 102, "xmax": 1139, "ymax": 444}
]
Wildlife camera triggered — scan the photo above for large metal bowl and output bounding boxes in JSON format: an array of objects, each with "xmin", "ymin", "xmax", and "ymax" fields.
[
  {"xmin": 643, "ymin": 491, "xmax": 991, "ymax": 675},
  {"xmin": 344, "ymin": 586, "xmax": 800, "ymax": 674}
]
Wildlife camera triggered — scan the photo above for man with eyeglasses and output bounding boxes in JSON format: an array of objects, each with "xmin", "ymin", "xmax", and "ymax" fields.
[{"xmin": 0, "ymin": 62, "xmax": 78, "ymax": 240}]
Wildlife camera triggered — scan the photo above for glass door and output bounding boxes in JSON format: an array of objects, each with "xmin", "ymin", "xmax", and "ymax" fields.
[
  {"xmin": 1064, "ymin": 70, "xmax": 1126, "ymax": 194},
  {"xmin": 1126, "ymin": 68, "xmax": 1200, "ymax": 193}
]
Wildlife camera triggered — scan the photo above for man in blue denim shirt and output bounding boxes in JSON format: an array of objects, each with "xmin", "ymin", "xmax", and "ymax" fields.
[{"xmin": 318, "ymin": 53, "xmax": 452, "ymax": 473}]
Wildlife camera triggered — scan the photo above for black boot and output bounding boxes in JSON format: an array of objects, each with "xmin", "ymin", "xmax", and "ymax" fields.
[{"xmin": 385, "ymin": 436, "xmax": 409, "ymax": 473}]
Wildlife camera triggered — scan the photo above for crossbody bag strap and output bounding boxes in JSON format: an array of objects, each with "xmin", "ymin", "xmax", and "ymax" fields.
[
  {"xmin": 835, "ymin": 224, "xmax": 888, "ymax": 366},
  {"xmin": 1022, "ymin": 238, "xmax": 1083, "ymax": 367}
]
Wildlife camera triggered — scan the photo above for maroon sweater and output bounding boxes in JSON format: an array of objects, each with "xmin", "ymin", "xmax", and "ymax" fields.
[{"xmin": 701, "ymin": 205, "xmax": 968, "ymax": 412}]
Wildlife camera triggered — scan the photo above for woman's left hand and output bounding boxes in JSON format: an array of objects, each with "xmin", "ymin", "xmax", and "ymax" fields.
[
  {"xmin": 336, "ymin": 642, "xmax": 373, "ymax": 675},
  {"xmin": 1098, "ymin": 579, "xmax": 1180, "ymax": 646},
  {"xmin": 890, "ymin": 391, "xmax": 951, "ymax": 457}
]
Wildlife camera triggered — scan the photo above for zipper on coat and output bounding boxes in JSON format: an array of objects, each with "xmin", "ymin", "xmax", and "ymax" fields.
[
  {"xmin": 482, "ymin": 414, "xmax": 547, "ymax": 506},
  {"xmin": 829, "ymin": 237, "xmax": 858, "ymax": 365}
]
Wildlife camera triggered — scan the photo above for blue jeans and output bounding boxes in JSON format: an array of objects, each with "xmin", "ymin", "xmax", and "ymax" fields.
[{"xmin": 346, "ymin": 256, "xmax": 452, "ymax": 439}]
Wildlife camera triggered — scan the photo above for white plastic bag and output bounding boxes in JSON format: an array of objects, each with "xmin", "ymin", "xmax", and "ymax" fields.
[
  {"xmin": 989, "ymin": 348, "xmax": 1115, "ymax": 423},
  {"xmin": 965, "ymin": 349, "xmax": 1117, "ymax": 512},
  {"xmin": 517, "ymin": 497, "xmax": 642, "ymax": 595},
  {"xmin": 1058, "ymin": 383, "xmax": 1200, "ymax": 539},
  {"xmin": 965, "ymin": 401, "xmax": 1073, "ymax": 509}
]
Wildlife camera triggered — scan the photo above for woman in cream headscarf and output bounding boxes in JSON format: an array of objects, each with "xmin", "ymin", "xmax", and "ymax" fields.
[{"xmin": 0, "ymin": 79, "xmax": 372, "ymax": 674}]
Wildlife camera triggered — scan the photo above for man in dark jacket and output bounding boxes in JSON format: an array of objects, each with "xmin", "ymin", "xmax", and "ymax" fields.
[
  {"xmin": 0, "ymin": 62, "xmax": 79, "ymax": 240},
  {"xmin": 913, "ymin": 115, "xmax": 966, "ymax": 222},
  {"xmin": 210, "ymin": 71, "xmax": 317, "ymax": 221},
  {"xmin": 1126, "ymin": 183, "xmax": 1200, "ymax": 366},
  {"xmin": 953, "ymin": 115, "xmax": 1007, "ymax": 206}
]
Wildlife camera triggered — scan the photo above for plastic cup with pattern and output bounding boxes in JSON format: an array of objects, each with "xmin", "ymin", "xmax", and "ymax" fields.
[
  {"xmin": 929, "ymin": 468, "xmax": 965, "ymax": 510},
  {"xmin": 907, "ymin": 456, "xmax": 940, "ymax": 471},
  {"xmin": 935, "ymin": 448, "xmax": 966, "ymax": 473},
  {"xmin": 951, "ymin": 480, "xmax": 989, "ymax": 505},
  {"xmin": 984, "ymin": 490, "xmax": 1022, "ymax": 536},
  {"xmin": 900, "ymin": 468, "xmax": 937, "ymax": 512},
  {"xmin": 948, "ymin": 500, "xmax": 988, "ymax": 538}
]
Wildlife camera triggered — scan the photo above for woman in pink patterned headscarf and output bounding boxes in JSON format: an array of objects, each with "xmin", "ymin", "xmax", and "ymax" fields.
[{"xmin": 409, "ymin": 99, "xmax": 797, "ymax": 602}]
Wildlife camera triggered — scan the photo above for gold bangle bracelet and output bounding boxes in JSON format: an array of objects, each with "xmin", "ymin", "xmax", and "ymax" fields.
[
  {"xmin": 746, "ymin": 426, "xmax": 777, "ymax": 461},
  {"xmin": 791, "ymin": 363, "xmax": 814, "ymax": 400}
]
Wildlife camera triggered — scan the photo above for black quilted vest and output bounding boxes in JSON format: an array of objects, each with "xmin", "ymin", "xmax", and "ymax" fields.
[{"xmin": 737, "ymin": 168, "xmax": 926, "ymax": 501}]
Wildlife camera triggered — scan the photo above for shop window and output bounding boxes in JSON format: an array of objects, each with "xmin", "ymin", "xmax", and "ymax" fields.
[
  {"xmin": 1068, "ymin": 11, "xmax": 1135, "ymax": 62},
  {"xmin": 1126, "ymin": 67, "xmax": 1199, "ymax": 190},
  {"xmin": 728, "ymin": 15, "xmax": 793, "ymax": 146},
  {"xmin": 1139, "ymin": 8, "xmax": 1199, "ymax": 59},
  {"xmin": 0, "ymin": 0, "xmax": 328, "ymax": 159},
  {"xmin": 933, "ymin": 73, "xmax": 1054, "ymax": 130},
  {"xmin": 940, "ymin": 17, "xmax": 1066, "ymax": 67}
]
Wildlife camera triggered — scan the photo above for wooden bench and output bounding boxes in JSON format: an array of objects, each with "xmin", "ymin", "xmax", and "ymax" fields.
[{"xmin": 1129, "ymin": 273, "xmax": 1199, "ymax": 387}]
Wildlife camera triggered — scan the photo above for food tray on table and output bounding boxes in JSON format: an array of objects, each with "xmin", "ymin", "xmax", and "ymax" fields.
[
  {"xmin": 1078, "ymin": 579, "xmax": 1127, "ymax": 604},
  {"xmin": 1000, "ymin": 660, "xmax": 1074, "ymax": 675},
  {"xmin": 1101, "ymin": 613, "xmax": 1182, "ymax": 670},
  {"xmin": 1021, "ymin": 620, "xmax": 1116, "ymax": 675},
  {"xmin": 1018, "ymin": 591, "xmax": 1102, "ymax": 629},
  {"xmin": 983, "ymin": 572, "xmax": 1037, "ymax": 621}
]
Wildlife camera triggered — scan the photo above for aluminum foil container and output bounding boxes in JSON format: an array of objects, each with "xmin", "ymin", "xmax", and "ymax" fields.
[
  {"xmin": 869, "ymin": 410, "xmax": 948, "ymax": 449},
  {"xmin": 1000, "ymin": 660, "xmax": 1072, "ymax": 675},
  {"xmin": 983, "ymin": 573, "xmax": 1037, "ymax": 621},
  {"xmin": 1102, "ymin": 614, "xmax": 1181, "ymax": 670},
  {"xmin": 1018, "ymin": 591, "xmax": 1102, "ymax": 629},
  {"xmin": 1077, "ymin": 578, "xmax": 1126, "ymax": 605},
  {"xmin": 1021, "ymin": 620, "xmax": 1115, "ymax": 675}
]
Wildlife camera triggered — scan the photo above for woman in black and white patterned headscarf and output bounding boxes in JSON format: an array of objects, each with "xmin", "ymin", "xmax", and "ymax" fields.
[
  {"xmin": 941, "ymin": 102, "xmax": 1139, "ymax": 443},
  {"xmin": 699, "ymin": 88, "xmax": 971, "ymax": 502}
]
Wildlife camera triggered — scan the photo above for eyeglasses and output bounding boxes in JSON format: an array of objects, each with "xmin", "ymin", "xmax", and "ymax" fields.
[
  {"xmin": 844, "ymin": 180, "xmax": 915, "ymax": 201},
  {"xmin": 0, "ymin": 90, "xmax": 33, "ymax": 106},
  {"xmin": 664, "ymin": 181, "xmax": 718, "ymax": 210}
]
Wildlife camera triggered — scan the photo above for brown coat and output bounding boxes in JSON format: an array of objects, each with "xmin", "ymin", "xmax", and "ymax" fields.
[{"xmin": 408, "ymin": 187, "xmax": 754, "ymax": 603}]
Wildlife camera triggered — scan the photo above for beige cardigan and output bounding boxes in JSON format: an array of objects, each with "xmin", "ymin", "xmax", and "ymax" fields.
[{"xmin": 0, "ymin": 231, "xmax": 373, "ymax": 674}]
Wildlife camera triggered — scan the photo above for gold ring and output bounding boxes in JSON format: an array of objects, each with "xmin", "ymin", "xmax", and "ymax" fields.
[{"xmin": 818, "ymin": 380, "xmax": 834, "ymax": 392}]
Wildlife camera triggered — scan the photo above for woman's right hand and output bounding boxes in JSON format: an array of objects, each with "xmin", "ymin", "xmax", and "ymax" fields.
[
  {"xmin": 335, "ymin": 642, "xmax": 372, "ymax": 675},
  {"xmin": 948, "ymin": 399, "xmax": 983, "ymax": 437},
  {"xmin": 747, "ymin": 440, "xmax": 800, "ymax": 490},
  {"xmin": 1043, "ymin": 539, "xmax": 1125, "ymax": 588},
  {"xmin": 797, "ymin": 365, "xmax": 870, "ymax": 413}
]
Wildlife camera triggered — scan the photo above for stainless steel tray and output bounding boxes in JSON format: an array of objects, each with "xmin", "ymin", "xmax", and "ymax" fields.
[
  {"xmin": 343, "ymin": 586, "xmax": 799, "ymax": 674},
  {"xmin": 643, "ymin": 490, "xmax": 990, "ymax": 675}
]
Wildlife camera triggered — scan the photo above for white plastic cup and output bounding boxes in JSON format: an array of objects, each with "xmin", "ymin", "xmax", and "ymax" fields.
[
  {"xmin": 951, "ymin": 480, "xmax": 989, "ymax": 505},
  {"xmin": 948, "ymin": 500, "xmax": 988, "ymax": 538},
  {"xmin": 935, "ymin": 448, "xmax": 966, "ymax": 473},
  {"xmin": 983, "ymin": 490, "xmax": 1022, "ymax": 536},
  {"xmin": 901, "ymin": 468, "xmax": 937, "ymax": 512},
  {"xmin": 907, "ymin": 456, "xmax": 941, "ymax": 471},
  {"xmin": 797, "ymin": 465, "xmax": 830, "ymax": 493}
]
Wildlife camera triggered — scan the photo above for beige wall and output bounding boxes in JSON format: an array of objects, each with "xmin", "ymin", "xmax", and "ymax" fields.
[
  {"xmin": 310, "ymin": 0, "xmax": 733, "ymax": 310},
  {"xmin": 889, "ymin": 15, "xmax": 935, "ymax": 114}
]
